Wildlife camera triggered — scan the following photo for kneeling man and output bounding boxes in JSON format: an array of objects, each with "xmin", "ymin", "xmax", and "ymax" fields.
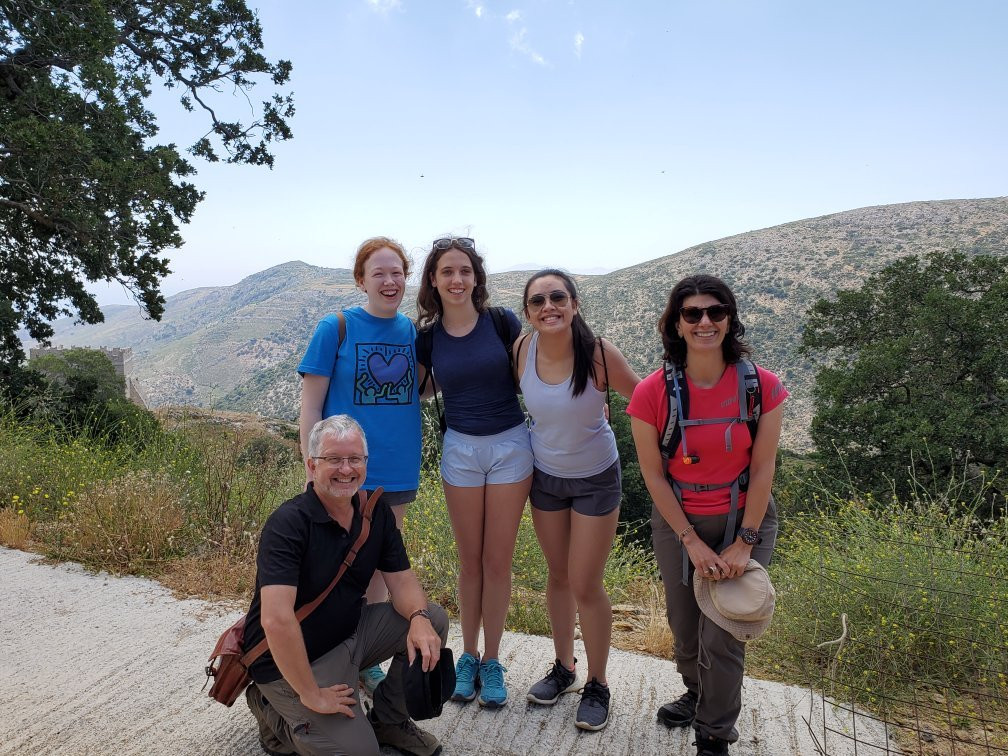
[{"xmin": 243, "ymin": 414, "xmax": 447, "ymax": 756}]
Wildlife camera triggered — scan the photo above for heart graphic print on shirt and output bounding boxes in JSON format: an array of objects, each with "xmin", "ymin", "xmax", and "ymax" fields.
[{"xmin": 353, "ymin": 343, "xmax": 414, "ymax": 405}]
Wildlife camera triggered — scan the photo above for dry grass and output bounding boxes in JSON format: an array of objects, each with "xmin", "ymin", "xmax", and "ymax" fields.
[
  {"xmin": 61, "ymin": 470, "xmax": 187, "ymax": 575},
  {"xmin": 0, "ymin": 508, "xmax": 30, "ymax": 549},
  {"xmin": 159, "ymin": 552, "xmax": 257, "ymax": 604}
]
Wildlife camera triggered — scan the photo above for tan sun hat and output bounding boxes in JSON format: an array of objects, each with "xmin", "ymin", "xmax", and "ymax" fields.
[{"xmin": 693, "ymin": 559, "xmax": 776, "ymax": 642}]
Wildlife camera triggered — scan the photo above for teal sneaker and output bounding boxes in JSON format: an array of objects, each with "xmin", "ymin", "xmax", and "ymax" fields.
[
  {"xmin": 359, "ymin": 664, "xmax": 386, "ymax": 697},
  {"xmin": 477, "ymin": 658, "xmax": 508, "ymax": 708},
  {"xmin": 451, "ymin": 651, "xmax": 481, "ymax": 702}
]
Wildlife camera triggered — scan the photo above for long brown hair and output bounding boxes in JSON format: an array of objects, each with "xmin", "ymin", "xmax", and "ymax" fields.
[{"xmin": 415, "ymin": 239, "xmax": 490, "ymax": 330}]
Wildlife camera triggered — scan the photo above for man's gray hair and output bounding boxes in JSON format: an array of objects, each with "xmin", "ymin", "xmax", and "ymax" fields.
[{"xmin": 307, "ymin": 415, "xmax": 368, "ymax": 458}]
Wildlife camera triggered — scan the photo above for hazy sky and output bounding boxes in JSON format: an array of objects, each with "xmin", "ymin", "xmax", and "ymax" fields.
[{"xmin": 93, "ymin": 0, "xmax": 1008, "ymax": 304}]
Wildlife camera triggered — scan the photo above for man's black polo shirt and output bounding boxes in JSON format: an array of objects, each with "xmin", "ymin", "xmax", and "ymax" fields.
[{"xmin": 243, "ymin": 484, "xmax": 410, "ymax": 684}]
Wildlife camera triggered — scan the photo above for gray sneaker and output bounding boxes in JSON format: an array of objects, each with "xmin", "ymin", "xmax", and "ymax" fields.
[
  {"xmin": 369, "ymin": 711, "xmax": 442, "ymax": 756},
  {"xmin": 574, "ymin": 678, "xmax": 610, "ymax": 731},
  {"xmin": 527, "ymin": 658, "xmax": 579, "ymax": 705}
]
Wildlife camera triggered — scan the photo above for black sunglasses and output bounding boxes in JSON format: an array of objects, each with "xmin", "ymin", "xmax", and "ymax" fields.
[
  {"xmin": 526, "ymin": 290, "xmax": 570, "ymax": 309},
  {"xmin": 679, "ymin": 304, "xmax": 731, "ymax": 324},
  {"xmin": 432, "ymin": 237, "xmax": 475, "ymax": 252}
]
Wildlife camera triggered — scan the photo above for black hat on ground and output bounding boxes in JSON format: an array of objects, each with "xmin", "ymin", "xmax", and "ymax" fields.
[{"xmin": 403, "ymin": 647, "xmax": 455, "ymax": 721}]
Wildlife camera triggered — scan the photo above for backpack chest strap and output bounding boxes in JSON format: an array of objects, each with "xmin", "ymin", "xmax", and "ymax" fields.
[{"xmin": 679, "ymin": 416, "xmax": 742, "ymax": 453}]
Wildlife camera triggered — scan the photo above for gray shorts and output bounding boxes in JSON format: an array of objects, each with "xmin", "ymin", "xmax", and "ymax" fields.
[
  {"xmin": 440, "ymin": 422, "xmax": 534, "ymax": 487},
  {"xmin": 530, "ymin": 459, "xmax": 622, "ymax": 516},
  {"xmin": 362, "ymin": 488, "xmax": 417, "ymax": 508}
]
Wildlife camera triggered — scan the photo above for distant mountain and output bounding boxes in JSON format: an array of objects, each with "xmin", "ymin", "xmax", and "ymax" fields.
[{"xmin": 40, "ymin": 198, "xmax": 1008, "ymax": 450}]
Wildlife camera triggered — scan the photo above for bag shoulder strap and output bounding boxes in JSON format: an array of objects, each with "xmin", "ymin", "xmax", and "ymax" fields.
[{"xmin": 240, "ymin": 486, "xmax": 383, "ymax": 667}]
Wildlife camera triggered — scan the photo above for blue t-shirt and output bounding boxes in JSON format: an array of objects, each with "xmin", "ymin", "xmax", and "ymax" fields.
[
  {"xmin": 417, "ymin": 309, "xmax": 524, "ymax": 436},
  {"xmin": 298, "ymin": 307, "xmax": 421, "ymax": 492}
]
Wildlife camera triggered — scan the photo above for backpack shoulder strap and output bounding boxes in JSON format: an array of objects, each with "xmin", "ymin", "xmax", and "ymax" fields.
[
  {"xmin": 319, "ymin": 312, "xmax": 347, "ymax": 406},
  {"xmin": 336, "ymin": 312, "xmax": 346, "ymax": 348},
  {"xmin": 513, "ymin": 331, "xmax": 531, "ymax": 382},
  {"xmin": 415, "ymin": 325, "xmax": 444, "ymax": 433},
  {"xmin": 488, "ymin": 306, "xmax": 516, "ymax": 346},
  {"xmin": 659, "ymin": 360, "xmax": 687, "ymax": 463},
  {"xmin": 598, "ymin": 338, "xmax": 611, "ymax": 425},
  {"xmin": 735, "ymin": 359, "xmax": 762, "ymax": 441},
  {"xmin": 488, "ymin": 307, "xmax": 518, "ymax": 387},
  {"xmin": 416, "ymin": 325, "xmax": 434, "ymax": 379}
]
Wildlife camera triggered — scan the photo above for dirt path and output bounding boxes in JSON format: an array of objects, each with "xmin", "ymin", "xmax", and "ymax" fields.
[{"xmin": 0, "ymin": 548, "xmax": 896, "ymax": 755}]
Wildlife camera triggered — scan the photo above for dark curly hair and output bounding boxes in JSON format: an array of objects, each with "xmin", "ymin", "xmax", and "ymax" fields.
[
  {"xmin": 522, "ymin": 269, "xmax": 597, "ymax": 397},
  {"xmin": 659, "ymin": 274, "xmax": 750, "ymax": 367},
  {"xmin": 415, "ymin": 239, "xmax": 490, "ymax": 330}
]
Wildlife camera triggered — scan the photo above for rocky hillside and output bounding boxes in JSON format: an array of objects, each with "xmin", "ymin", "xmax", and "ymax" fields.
[{"xmin": 42, "ymin": 198, "xmax": 1008, "ymax": 450}]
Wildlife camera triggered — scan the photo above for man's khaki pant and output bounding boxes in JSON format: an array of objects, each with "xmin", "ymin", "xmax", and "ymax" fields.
[
  {"xmin": 248, "ymin": 602, "xmax": 449, "ymax": 756},
  {"xmin": 651, "ymin": 499, "xmax": 778, "ymax": 743}
]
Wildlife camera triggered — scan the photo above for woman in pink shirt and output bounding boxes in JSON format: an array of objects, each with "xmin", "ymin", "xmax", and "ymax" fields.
[{"xmin": 627, "ymin": 274, "xmax": 787, "ymax": 756}]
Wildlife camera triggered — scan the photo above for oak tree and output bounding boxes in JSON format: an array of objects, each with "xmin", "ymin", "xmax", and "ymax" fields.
[
  {"xmin": 0, "ymin": 0, "xmax": 293, "ymax": 368},
  {"xmin": 801, "ymin": 251, "xmax": 1008, "ymax": 502}
]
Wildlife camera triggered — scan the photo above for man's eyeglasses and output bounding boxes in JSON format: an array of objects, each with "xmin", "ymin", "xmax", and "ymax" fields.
[
  {"xmin": 525, "ymin": 290, "xmax": 570, "ymax": 309},
  {"xmin": 432, "ymin": 237, "xmax": 475, "ymax": 252},
  {"xmin": 679, "ymin": 304, "xmax": 731, "ymax": 324},
  {"xmin": 312, "ymin": 455, "xmax": 368, "ymax": 466}
]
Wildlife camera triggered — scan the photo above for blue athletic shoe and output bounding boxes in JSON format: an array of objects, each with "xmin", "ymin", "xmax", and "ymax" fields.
[
  {"xmin": 477, "ymin": 658, "xmax": 508, "ymax": 708},
  {"xmin": 359, "ymin": 664, "xmax": 386, "ymax": 697},
  {"xmin": 451, "ymin": 651, "xmax": 481, "ymax": 702}
]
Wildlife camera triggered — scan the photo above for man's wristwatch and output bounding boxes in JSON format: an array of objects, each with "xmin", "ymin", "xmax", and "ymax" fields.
[
  {"xmin": 409, "ymin": 608, "xmax": 431, "ymax": 623},
  {"xmin": 738, "ymin": 527, "xmax": 761, "ymax": 546}
]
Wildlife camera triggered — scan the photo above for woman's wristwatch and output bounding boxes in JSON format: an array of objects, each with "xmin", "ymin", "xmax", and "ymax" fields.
[{"xmin": 738, "ymin": 527, "xmax": 761, "ymax": 546}]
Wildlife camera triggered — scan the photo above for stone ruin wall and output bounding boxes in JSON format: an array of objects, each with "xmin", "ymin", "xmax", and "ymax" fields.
[{"xmin": 28, "ymin": 345, "xmax": 147, "ymax": 409}]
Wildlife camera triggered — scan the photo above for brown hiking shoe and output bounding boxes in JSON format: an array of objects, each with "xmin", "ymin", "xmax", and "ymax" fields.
[{"xmin": 368, "ymin": 711, "xmax": 442, "ymax": 756}]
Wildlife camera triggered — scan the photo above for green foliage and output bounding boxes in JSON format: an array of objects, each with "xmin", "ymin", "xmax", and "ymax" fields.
[
  {"xmin": 26, "ymin": 347, "xmax": 160, "ymax": 445},
  {"xmin": 0, "ymin": 0, "xmax": 294, "ymax": 368},
  {"xmin": 751, "ymin": 484, "xmax": 1008, "ymax": 714},
  {"xmin": 0, "ymin": 409, "xmax": 301, "ymax": 569},
  {"xmin": 801, "ymin": 251, "xmax": 1008, "ymax": 507},
  {"xmin": 608, "ymin": 392, "xmax": 651, "ymax": 542}
]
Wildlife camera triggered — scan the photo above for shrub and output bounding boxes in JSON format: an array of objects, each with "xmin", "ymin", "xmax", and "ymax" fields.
[{"xmin": 182, "ymin": 424, "xmax": 301, "ymax": 559}]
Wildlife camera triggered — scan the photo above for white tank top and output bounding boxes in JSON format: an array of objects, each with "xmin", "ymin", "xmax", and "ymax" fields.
[{"xmin": 519, "ymin": 332, "xmax": 619, "ymax": 478}]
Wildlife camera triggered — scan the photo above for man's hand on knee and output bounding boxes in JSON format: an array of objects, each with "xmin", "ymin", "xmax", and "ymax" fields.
[
  {"xmin": 407, "ymin": 616, "xmax": 443, "ymax": 672},
  {"xmin": 300, "ymin": 683, "xmax": 358, "ymax": 717}
]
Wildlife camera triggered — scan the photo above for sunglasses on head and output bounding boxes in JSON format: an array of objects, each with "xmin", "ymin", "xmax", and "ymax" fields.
[
  {"xmin": 525, "ymin": 290, "xmax": 570, "ymax": 309},
  {"xmin": 679, "ymin": 304, "xmax": 731, "ymax": 324},
  {"xmin": 432, "ymin": 237, "xmax": 475, "ymax": 252}
]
